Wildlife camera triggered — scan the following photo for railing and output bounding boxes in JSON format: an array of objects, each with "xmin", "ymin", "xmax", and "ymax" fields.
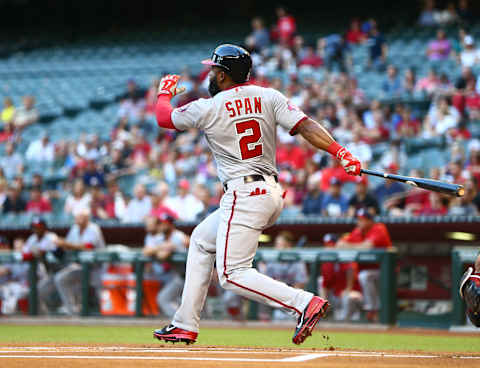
[{"xmin": 0, "ymin": 248, "xmax": 397, "ymax": 324}]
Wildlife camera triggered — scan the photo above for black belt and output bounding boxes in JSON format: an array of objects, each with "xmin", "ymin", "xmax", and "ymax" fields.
[{"xmin": 223, "ymin": 174, "xmax": 278, "ymax": 191}]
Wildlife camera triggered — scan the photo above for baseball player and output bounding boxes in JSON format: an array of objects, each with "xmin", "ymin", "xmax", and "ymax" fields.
[
  {"xmin": 153, "ymin": 44, "xmax": 361, "ymax": 345},
  {"xmin": 459, "ymin": 252, "xmax": 480, "ymax": 327}
]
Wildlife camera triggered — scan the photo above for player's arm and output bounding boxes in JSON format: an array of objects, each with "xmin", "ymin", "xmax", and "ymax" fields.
[
  {"xmin": 155, "ymin": 74, "xmax": 186, "ymax": 130},
  {"xmin": 296, "ymin": 118, "xmax": 361, "ymax": 175}
]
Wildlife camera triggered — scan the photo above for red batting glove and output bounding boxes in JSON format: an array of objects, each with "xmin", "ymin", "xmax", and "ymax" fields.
[
  {"xmin": 158, "ymin": 74, "xmax": 186, "ymax": 98},
  {"xmin": 327, "ymin": 142, "xmax": 361, "ymax": 176}
]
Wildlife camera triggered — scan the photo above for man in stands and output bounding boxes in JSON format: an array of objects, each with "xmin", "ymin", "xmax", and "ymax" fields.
[
  {"xmin": 143, "ymin": 214, "xmax": 189, "ymax": 318},
  {"xmin": 319, "ymin": 234, "xmax": 363, "ymax": 321},
  {"xmin": 336, "ymin": 208, "xmax": 392, "ymax": 321},
  {"xmin": 53, "ymin": 209, "xmax": 106, "ymax": 314},
  {"xmin": 122, "ymin": 183, "xmax": 152, "ymax": 223}
]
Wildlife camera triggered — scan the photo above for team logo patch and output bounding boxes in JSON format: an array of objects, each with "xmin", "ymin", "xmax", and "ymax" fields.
[{"xmin": 287, "ymin": 100, "xmax": 300, "ymax": 111}]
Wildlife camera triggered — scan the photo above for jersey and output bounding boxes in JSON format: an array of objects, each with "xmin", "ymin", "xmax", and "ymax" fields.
[{"xmin": 171, "ymin": 84, "xmax": 307, "ymax": 183}]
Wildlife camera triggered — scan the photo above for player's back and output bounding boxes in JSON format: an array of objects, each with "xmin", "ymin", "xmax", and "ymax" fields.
[{"xmin": 171, "ymin": 83, "xmax": 306, "ymax": 183}]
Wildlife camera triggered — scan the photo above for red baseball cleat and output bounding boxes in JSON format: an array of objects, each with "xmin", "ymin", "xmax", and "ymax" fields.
[
  {"xmin": 292, "ymin": 296, "xmax": 329, "ymax": 345},
  {"xmin": 153, "ymin": 325, "xmax": 198, "ymax": 345}
]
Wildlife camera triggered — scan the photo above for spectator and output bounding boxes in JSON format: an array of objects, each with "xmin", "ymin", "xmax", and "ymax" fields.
[
  {"xmin": 273, "ymin": 6, "xmax": 296, "ymax": 46},
  {"xmin": 423, "ymin": 96, "xmax": 460, "ymax": 137},
  {"xmin": 117, "ymin": 79, "xmax": 146, "ymax": 122},
  {"xmin": 22, "ymin": 217, "xmax": 64, "ymax": 314},
  {"xmin": 276, "ymin": 134, "xmax": 307, "ymax": 170},
  {"xmin": 258, "ymin": 231, "xmax": 308, "ymax": 320},
  {"xmin": 1, "ymin": 97, "xmax": 15, "ymax": 125},
  {"xmin": 374, "ymin": 166, "xmax": 405, "ymax": 210},
  {"xmin": 415, "ymin": 68, "xmax": 441, "ymax": 96},
  {"xmin": 347, "ymin": 177, "xmax": 380, "ymax": 217},
  {"xmin": 195, "ymin": 185, "xmax": 218, "ymax": 221},
  {"xmin": 14, "ymin": 96, "xmax": 38, "ymax": 129},
  {"xmin": 142, "ymin": 216, "xmax": 166, "ymax": 278},
  {"xmin": 396, "ymin": 107, "xmax": 421, "ymax": 138},
  {"xmin": 320, "ymin": 157, "xmax": 357, "ymax": 192},
  {"xmin": 0, "ymin": 238, "xmax": 29, "ymax": 314},
  {"xmin": 321, "ymin": 177, "xmax": 348, "ymax": 217},
  {"xmin": 143, "ymin": 214, "xmax": 189, "ymax": 318},
  {"xmin": 150, "ymin": 181, "xmax": 177, "ymax": 220},
  {"xmin": 64, "ymin": 179, "xmax": 91, "ymax": 216},
  {"xmin": 83, "ymin": 159, "xmax": 106, "ymax": 188},
  {"xmin": 366, "ymin": 22, "xmax": 387, "ymax": 70},
  {"xmin": 418, "ymin": 0, "xmax": 437, "ymax": 26},
  {"xmin": 26, "ymin": 186, "xmax": 52, "ymax": 214},
  {"xmin": 382, "ymin": 65, "xmax": 402, "ymax": 97},
  {"xmin": 336, "ymin": 208, "xmax": 392, "ymax": 321},
  {"xmin": 25, "ymin": 133, "xmax": 55, "ymax": 163},
  {"xmin": 400, "ymin": 68, "xmax": 417, "ymax": 96},
  {"xmin": 103, "ymin": 179, "xmax": 127, "ymax": 220},
  {"xmin": 53, "ymin": 209, "xmax": 106, "ymax": 315},
  {"xmin": 320, "ymin": 34, "xmax": 350, "ymax": 72},
  {"xmin": 319, "ymin": 233, "xmax": 363, "ymax": 321},
  {"xmin": 426, "ymin": 29, "xmax": 451, "ymax": 62},
  {"xmin": 144, "ymin": 78, "xmax": 160, "ymax": 115},
  {"xmin": 89, "ymin": 185, "xmax": 110, "ymax": 220},
  {"xmin": 418, "ymin": 192, "xmax": 449, "ymax": 216},
  {"xmin": 0, "ymin": 122, "xmax": 16, "ymax": 143},
  {"xmin": 345, "ymin": 19, "xmax": 365, "ymax": 44},
  {"xmin": 0, "ymin": 142, "xmax": 23, "ymax": 179},
  {"xmin": 246, "ymin": 17, "xmax": 270, "ymax": 51},
  {"xmin": 460, "ymin": 35, "xmax": 480, "ymax": 68},
  {"xmin": 449, "ymin": 179, "xmax": 478, "ymax": 215},
  {"xmin": 122, "ymin": 183, "xmax": 152, "ymax": 223},
  {"xmin": 434, "ymin": 2, "xmax": 458, "ymax": 25},
  {"xmin": 164, "ymin": 179, "xmax": 204, "ymax": 222},
  {"xmin": 2, "ymin": 184, "xmax": 26, "ymax": 213},
  {"xmin": 298, "ymin": 45, "xmax": 323, "ymax": 68},
  {"xmin": 302, "ymin": 174, "xmax": 323, "ymax": 215},
  {"xmin": 349, "ymin": 129, "xmax": 373, "ymax": 165}
]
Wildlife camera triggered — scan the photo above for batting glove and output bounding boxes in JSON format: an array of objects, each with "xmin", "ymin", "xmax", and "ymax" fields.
[
  {"xmin": 327, "ymin": 142, "xmax": 361, "ymax": 176},
  {"xmin": 158, "ymin": 74, "xmax": 186, "ymax": 98}
]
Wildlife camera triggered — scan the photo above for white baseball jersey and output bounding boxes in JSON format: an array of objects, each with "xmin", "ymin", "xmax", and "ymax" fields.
[
  {"xmin": 24, "ymin": 232, "xmax": 58, "ymax": 255},
  {"xmin": 66, "ymin": 222, "xmax": 105, "ymax": 249},
  {"xmin": 171, "ymin": 84, "xmax": 306, "ymax": 183}
]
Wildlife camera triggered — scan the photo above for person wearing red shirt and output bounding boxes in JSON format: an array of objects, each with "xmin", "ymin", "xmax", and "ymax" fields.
[
  {"xmin": 336, "ymin": 208, "xmax": 392, "ymax": 321},
  {"xmin": 276, "ymin": 137, "xmax": 307, "ymax": 170},
  {"xmin": 345, "ymin": 19, "xmax": 366, "ymax": 44},
  {"xmin": 274, "ymin": 6, "xmax": 296, "ymax": 46},
  {"xmin": 320, "ymin": 234, "xmax": 363, "ymax": 321},
  {"xmin": 26, "ymin": 187, "xmax": 52, "ymax": 214},
  {"xmin": 320, "ymin": 158, "xmax": 358, "ymax": 192},
  {"xmin": 299, "ymin": 46, "xmax": 323, "ymax": 68}
]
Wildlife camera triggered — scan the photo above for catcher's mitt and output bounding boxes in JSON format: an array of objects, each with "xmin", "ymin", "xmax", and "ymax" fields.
[{"xmin": 459, "ymin": 267, "xmax": 480, "ymax": 327}]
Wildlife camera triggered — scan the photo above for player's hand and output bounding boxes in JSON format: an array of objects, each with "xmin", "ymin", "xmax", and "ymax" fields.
[
  {"xmin": 337, "ymin": 148, "xmax": 361, "ymax": 176},
  {"xmin": 158, "ymin": 74, "xmax": 186, "ymax": 98}
]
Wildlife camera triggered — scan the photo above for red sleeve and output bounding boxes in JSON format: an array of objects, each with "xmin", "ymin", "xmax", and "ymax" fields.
[
  {"xmin": 155, "ymin": 94, "xmax": 178, "ymax": 130},
  {"xmin": 366, "ymin": 224, "xmax": 392, "ymax": 248}
]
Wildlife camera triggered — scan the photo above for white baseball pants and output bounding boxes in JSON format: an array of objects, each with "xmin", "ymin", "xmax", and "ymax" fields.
[{"xmin": 172, "ymin": 176, "xmax": 313, "ymax": 332}]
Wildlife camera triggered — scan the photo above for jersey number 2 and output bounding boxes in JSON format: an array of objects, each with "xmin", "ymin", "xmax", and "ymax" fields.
[{"xmin": 235, "ymin": 119, "xmax": 263, "ymax": 160}]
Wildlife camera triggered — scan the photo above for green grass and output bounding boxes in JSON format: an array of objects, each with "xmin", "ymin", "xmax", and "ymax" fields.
[{"xmin": 0, "ymin": 325, "xmax": 479, "ymax": 353}]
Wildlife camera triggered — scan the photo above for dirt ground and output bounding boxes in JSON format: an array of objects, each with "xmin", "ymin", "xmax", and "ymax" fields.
[{"xmin": 1, "ymin": 345, "xmax": 479, "ymax": 368}]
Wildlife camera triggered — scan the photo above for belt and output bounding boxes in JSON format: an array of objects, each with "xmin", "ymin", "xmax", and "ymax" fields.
[{"xmin": 223, "ymin": 174, "xmax": 278, "ymax": 191}]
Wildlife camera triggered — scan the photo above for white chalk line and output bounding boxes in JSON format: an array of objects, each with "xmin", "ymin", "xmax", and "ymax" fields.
[
  {"xmin": 0, "ymin": 354, "xmax": 326, "ymax": 362},
  {"xmin": 0, "ymin": 347, "xmax": 479, "ymax": 362}
]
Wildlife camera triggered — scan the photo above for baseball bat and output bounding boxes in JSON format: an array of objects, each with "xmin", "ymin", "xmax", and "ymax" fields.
[{"xmin": 360, "ymin": 169, "xmax": 465, "ymax": 197}]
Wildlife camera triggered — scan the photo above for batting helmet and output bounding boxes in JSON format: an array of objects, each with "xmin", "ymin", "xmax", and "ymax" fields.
[
  {"xmin": 459, "ymin": 267, "xmax": 480, "ymax": 327},
  {"xmin": 201, "ymin": 44, "xmax": 252, "ymax": 83}
]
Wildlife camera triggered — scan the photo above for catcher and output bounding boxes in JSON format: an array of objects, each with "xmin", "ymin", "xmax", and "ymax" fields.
[{"xmin": 459, "ymin": 253, "xmax": 480, "ymax": 327}]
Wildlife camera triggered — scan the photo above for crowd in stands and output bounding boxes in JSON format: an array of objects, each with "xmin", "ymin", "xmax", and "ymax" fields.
[
  {"xmin": 3, "ymin": 1, "xmax": 480, "ymax": 321},
  {"xmin": 1, "ymin": 2, "xmax": 480, "ymax": 226}
]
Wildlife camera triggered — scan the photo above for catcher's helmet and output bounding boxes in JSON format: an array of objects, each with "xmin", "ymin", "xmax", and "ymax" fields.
[{"xmin": 202, "ymin": 44, "xmax": 252, "ymax": 83}]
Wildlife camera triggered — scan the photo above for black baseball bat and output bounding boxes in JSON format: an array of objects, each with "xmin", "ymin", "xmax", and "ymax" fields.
[{"xmin": 360, "ymin": 169, "xmax": 465, "ymax": 197}]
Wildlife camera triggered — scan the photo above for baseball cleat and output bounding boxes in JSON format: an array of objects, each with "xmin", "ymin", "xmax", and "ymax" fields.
[
  {"xmin": 153, "ymin": 324, "xmax": 198, "ymax": 345},
  {"xmin": 292, "ymin": 296, "xmax": 329, "ymax": 345}
]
